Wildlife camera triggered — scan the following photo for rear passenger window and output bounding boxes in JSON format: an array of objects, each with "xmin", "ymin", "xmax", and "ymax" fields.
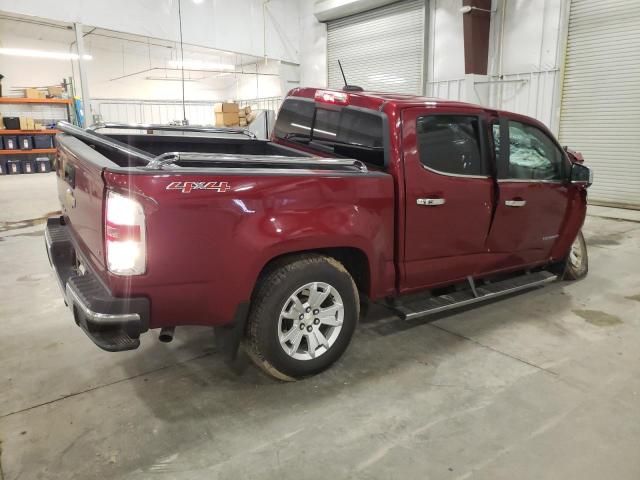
[
  {"xmin": 273, "ymin": 99, "xmax": 315, "ymax": 139},
  {"xmin": 506, "ymin": 121, "xmax": 565, "ymax": 181},
  {"xmin": 416, "ymin": 115, "xmax": 485, "ymax": 176}
]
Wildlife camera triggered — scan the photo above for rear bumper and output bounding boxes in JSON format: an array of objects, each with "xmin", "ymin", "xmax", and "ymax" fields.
[{"xmin": 45, "ymin": 216, "xmax": 149, "ymax": 352}]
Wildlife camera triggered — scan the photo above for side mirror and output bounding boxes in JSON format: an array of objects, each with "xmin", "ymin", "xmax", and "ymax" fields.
[{"xmin": 570, "ymin": 163, "xmax": 593, "ymax": 188}]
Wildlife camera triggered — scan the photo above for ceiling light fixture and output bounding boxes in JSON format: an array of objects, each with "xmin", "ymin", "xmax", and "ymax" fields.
[{"xmin": 0, "ymin": 47, "xmax": 92, "ymax": 61}]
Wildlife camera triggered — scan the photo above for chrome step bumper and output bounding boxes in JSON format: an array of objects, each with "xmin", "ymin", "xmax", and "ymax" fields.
[{"xmin": 45, "ymin": 217, "xmax": 149, "ymax": 352}]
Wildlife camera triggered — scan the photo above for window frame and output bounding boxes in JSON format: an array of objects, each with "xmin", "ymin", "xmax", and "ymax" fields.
[
  {"xmin": 274, "ymin": 97, "xmax": 391, "ymax": 169},
  {"xmin": 494, "ymin": 116, "xmax": 570, "ymax": 183},
  {"xmin": 415, "ymin": 113, "xmax": 491, "ymax": 179}
]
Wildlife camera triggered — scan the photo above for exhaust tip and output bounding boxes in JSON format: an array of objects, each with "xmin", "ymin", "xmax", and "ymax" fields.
[{"xmin": 159, "ymin": 327, "xmax": 175, "ymax": 343}]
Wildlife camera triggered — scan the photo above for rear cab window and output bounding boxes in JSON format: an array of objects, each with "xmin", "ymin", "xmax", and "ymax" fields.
[
  {"xmin": 416, "ymin": 115, "xmax": 488, "ymax": 177},
  {"xmin": 274, "ymin": 98, "xmax": 387, "ymax": 168}
]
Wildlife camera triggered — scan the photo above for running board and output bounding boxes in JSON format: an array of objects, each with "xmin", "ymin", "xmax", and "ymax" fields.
[{"xmin": 394, "ymin": 271, "xmax": 558, "ymax": 321}]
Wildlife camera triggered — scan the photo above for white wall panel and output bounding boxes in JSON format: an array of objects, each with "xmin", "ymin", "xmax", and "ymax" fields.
[{"xmin": 0, "ymin": 0, "xmax": 301, "ymax": 63}]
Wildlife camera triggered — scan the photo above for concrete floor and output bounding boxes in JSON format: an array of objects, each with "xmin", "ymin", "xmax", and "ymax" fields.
[{"xmin": 1, "ymin": 173, "xmax": 640, "ymax": 480}]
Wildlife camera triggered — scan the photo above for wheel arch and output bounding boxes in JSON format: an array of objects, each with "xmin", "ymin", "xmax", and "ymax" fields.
[{"xmin": 253, "ymin": 247, "xmax": 372, "ymax": 300}]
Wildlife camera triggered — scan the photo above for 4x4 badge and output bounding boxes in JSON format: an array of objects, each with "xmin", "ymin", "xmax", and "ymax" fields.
[{"xmin": 166, "ymin": 181, "xmax": 231, "ymax": 193}]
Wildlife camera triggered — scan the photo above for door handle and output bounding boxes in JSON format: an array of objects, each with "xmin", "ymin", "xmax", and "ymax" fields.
[
  {"xmin": 65, "ymin": 187, "xmax": 76, "ymax": 209},
  {"xmin": 505, "ymin": 199, "xmax": 526, "ymax": 207},
  {"xmin": 417, "ymin": 198, "xmax": 446, "ymax": 206}
]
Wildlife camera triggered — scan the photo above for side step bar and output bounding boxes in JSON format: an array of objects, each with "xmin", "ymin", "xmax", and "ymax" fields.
[{"xmin": 394, "ymin": 271, "xmax": 558, "ymax": 321}]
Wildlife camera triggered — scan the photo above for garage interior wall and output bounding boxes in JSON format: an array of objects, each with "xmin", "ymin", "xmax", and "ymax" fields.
[
  {"xmin": 426, "ymin": 0, "xmax": 566, "ymax": 131},
  {"xmin": 326, "ymin": 0, "xmax": 426, "ymax": 94},
  {"xmin": 558, "ymin": 0, "xmax": 640, "ymax": 209},
  {"xmin": 0, "ymin": 0, "xmax": 302, "ymax": 124}
]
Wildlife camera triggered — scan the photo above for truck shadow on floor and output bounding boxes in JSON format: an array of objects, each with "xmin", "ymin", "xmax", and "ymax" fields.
[{"xmin": 118, "ymin": 281, "xmax": 576, "ymax": 420}]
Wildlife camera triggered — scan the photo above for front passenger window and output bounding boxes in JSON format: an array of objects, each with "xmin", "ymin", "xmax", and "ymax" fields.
[{"xmin": 506, "ymin": 121, "xmax": 564, "ymax": 181}]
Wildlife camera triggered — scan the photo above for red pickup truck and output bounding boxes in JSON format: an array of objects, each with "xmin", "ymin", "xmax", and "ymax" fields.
[{"xmin": 46, "ymin": 88, "xmax": 592, "ymax": 380}]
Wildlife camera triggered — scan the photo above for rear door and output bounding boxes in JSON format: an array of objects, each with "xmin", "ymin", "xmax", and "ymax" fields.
[
  {"xmin": 486, "ymin": 114, "xmax": 571, "ymax": 266},
  {"xmin": 402, "ymin": 108, "xmax": 495, "ymax": 291}
]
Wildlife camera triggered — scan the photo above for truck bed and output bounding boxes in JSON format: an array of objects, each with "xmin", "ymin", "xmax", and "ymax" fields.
[{"xmin": 52, "ymin": 122, "xmax": 395, "ymax": 337}]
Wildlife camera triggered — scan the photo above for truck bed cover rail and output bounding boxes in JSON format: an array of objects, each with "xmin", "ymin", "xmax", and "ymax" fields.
[
  {"xmin": 147, "ymin": 151, "xmax": 368, "ymax": 172},
  {"xmin": 87, "ymin": 122, "xmax": 257, "ymax": 139},
  {"xmin": 56, "ymin": 121, "xmax": 368, "ymax": 173}
]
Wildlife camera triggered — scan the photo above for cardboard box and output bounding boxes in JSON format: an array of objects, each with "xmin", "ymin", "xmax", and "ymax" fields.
[
  {"xmin": 238, "ymin": 110, "xmax": 246, "ymax": 118},
  {"xmin": 214, "ymin": 102, "xmax": 239, "ymax": 113},
  {"xmin": 215, "ymin": 112, "xmax": 239, "ymax": 127},
  {"xmin": 18, "ymin": 117, "xmax": 36, "ymax": 130},
  {"xmin": 47, "ymin": 86, "xmax": 64, "ymax": 97},
  {"xmin": 239, "ymin": 119, "xmax": 248, "ymax": 127},
  {"xmin": 25, "ymin": 88, "xmax": 45, "ymax": 99},
  {"xmin": 244, "ymin": 106, "xmax": 252, "ymax": 115}
]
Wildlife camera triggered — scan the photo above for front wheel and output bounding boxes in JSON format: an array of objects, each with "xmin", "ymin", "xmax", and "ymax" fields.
[
  {"xmin": 564, "ymin": 230, "xmax": 588, "ymax": 280},
  {"xmin": 247, "ymin": 255, "xmax": 359, "ymax": 381}
]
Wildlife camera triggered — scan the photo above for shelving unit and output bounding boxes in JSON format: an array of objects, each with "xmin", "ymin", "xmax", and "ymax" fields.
[
  {"xmin": 0, "ymin": 98, "xmax": 71, "ymax": 163},
  {"xmin": 0, "ymin": 148, "xmax": 57, "ymax": 155},
  {"xmin": 0, "ymin": 97, "xmax": 72, "ymax": 105},
  {"xmin": 1, "ymin": 130, "xmax": 60, "ymax": 135}
]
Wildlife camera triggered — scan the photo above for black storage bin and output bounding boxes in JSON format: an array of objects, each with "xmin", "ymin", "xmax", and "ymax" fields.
[
  {"xmin": 2, "ymin": 117, "xmax": 20, "ymax": 130},
  {"xmin": 21, "ymin": 157, "xmax": 36, "ymax": 174},
  {"xmin": 33, "ymin": 135, "xmax": 53, "ymax": 149},
  {"xmin": 3, "ymin": 136, "xmax": 18, "ymax": 150},
  {"xmin": 7, "ymin": 158, "xmax": 22, "ymax": 174},
  {"xmin": 35, "ymin": 157, "xmax": 51, "ymax": 173},
  {"xmin": 18, "ymin": 135, "xmax": 33, "ymax": 150},
  {"xmin": 0, "ymin": 158, "xmax": 7, "ymax": 175}
]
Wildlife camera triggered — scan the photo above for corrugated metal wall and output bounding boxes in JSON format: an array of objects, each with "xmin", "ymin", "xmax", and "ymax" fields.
[
  {"xmin": 327, "ymin": 0, "xmax": 425, "ymax": 94},
  {"xmin": 559, "ymin": 0, "xmax": 640, "ymax": 208},
  {"xmin": 426, "ymin": 69, "xmax": 560, "ymax": 130},
  {"xmin": 91, "ymin": 97, "xmax": 282, "ymax": 125}
]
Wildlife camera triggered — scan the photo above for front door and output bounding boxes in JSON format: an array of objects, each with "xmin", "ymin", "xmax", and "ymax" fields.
[
  {"xmin": 402, "ymin": 107, "xmax": 495, "ymax": 292},
  {"xmin": 485, "ymin": 114, "xmax": 572, "ymax": 267}
]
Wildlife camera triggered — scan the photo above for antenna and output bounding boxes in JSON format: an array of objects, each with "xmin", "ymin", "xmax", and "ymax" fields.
[
  {"xmin": 337, "ymin": 60, "xmax": 364, "ymax": 92},
  {"xmin": 338, "ymin": 60, "xmax": 348, "ymax": 88}
]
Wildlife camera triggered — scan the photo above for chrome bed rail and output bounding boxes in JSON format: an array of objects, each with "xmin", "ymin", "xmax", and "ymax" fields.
[
  {"xmin": 147, "ymin": 151, "xmax": 368, "ymax": 172},
  {"xmin": 87, "ymin": 122, "xmax": 257, "ymax": 140},
  {"xmin": 56, "ymin": 121, "xmax": 368, "ymax": 173},
  {"xmin": 57, "ymin": 121, "xmax": 155, "ymax": 164}
]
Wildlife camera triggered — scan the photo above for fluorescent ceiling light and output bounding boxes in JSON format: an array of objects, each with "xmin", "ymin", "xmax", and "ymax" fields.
[
  {"xmin": 167, "ymin": 59, "xmax": 234, "ymax": 71},
  {"xmin": 0, "ymin": 47, "xmax": 92, "ymax": 61}
]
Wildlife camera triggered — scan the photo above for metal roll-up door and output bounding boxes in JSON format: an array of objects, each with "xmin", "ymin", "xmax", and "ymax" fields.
[
  {"xmin": 559, "ymin": 0, "xmax": 640, "ymax": 208},
  {"xmin": 327, "ymin": 0, "xmax": 425, "ymax": 95}
]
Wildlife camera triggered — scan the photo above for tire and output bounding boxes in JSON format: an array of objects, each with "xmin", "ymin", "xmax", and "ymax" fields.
[
  {"xmin": 247, "ymin": 254, "xmax": 359, "ymax": 381},
  {"xmin": 564, "ymin": 230, "xmax": 588, "ymax": 280}
]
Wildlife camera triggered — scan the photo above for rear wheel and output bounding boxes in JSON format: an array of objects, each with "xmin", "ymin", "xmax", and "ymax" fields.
[
  {"xmin": 247, "ymin": 255, "xmax": 359, "ymax": 380},
  {"xmin": 564, "ymin": 230, "xmax": 588, "ymax": 280}
]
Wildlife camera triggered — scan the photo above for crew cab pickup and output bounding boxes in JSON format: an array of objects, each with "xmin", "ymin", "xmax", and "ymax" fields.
[{"xmin": 45, "ymin": 88, "xmax": 592, "ymax": 380}]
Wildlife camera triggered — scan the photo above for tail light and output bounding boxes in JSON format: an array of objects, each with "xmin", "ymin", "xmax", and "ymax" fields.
[{"xmin": 105, "ymin": 191, "xmax": 146, "ymax": 275}]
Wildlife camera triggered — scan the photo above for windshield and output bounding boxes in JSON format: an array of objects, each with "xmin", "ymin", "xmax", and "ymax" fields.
[{"xmin": 274, "ymin": 98, "xmax": 386, "ymax": 167}]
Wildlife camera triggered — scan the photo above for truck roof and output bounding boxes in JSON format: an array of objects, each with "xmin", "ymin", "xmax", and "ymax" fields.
[
  {"xmin": 286, "ymin": 87, "xmax": 551, "ymax": 133},
  {"xmin": 288, "ymin": 87, "xmax": 489, "ymax": 112}
]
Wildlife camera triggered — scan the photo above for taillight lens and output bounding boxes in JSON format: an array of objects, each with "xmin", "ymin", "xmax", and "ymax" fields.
[{"xmin": 105, "ymin": 191, "xmax": 146, "ymax": 275}]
